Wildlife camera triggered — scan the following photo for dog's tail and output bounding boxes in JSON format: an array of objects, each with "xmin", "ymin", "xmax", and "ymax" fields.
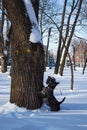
[{"xmin": 59, "ymin": 97, "xmax": 66, "ymax": 105}]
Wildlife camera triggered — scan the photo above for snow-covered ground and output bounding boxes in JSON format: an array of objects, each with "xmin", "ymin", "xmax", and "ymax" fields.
[{"xmin": 0, "ymin": 66, "xmax": 87, "ymax": 130}]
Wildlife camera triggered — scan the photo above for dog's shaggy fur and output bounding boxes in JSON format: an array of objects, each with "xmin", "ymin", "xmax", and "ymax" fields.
[
  {"xmin": 39, "ymin": 76, "xmax": 65, "ymax": 111},
  {"xmin": 46, "ymin": 76, "xmax": 60, "ymax": 89}
]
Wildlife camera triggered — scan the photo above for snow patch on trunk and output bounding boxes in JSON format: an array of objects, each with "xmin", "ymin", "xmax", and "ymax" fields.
[{"xmin": 23, "ymin": 0, "xmax": 42, "ymax": 43}]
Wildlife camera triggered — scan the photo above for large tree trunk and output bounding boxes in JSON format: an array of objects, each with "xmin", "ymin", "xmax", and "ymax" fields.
[
  {"xmin": 0, "ymin": 0, "xmax": 7, "ymax": 73},
  {"xmin": 3, "ymin": 0, "xmax": 44, "ymax": 109},
  {"xmin": 31, "ymin": 0, "xmax": 39, "ymax": 20},
  {"xmin": 1, "ymin": 54, "xmax": 7, "ymax": 73},
  {"xmin": 0, "ymin": 39, "xmax": 7, "ymax": 73}
]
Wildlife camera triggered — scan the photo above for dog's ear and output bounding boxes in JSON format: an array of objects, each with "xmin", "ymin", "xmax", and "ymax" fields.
[
  {"xmin": 48, "ymin": 76, "xmax": 51, "ymax": 78},
  {"xmin": 52, "ymin": 77, "xmax": 55, "ymax": 80},
  {"xmin": 47, "ymin": 76, "xmax": 51, "ymax": 80},
  {"xmin": 57, "ymin": 82, "xmax": 60, "ymax": 85}
]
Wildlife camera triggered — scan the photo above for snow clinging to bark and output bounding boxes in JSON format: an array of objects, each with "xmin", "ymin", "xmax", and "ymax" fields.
[{"xmin": 23, "ymin": 0, "xmax": 42, "ymax": 43}]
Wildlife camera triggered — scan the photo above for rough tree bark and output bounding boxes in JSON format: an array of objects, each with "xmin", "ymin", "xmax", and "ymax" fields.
[
  {"xmin": 0, "ymin": 0, "xmax": 7, "ymax": 73},
  {"xmin": 0, "ymin": 38, "xmax": 7, "ymax": 73},
  {"xmin": 31, "ymin": 0, "xmax": 39, "ymax": 20},
  {"xmin": 3, "ymin": 0, "xmax": 44, "ymax": 109}
]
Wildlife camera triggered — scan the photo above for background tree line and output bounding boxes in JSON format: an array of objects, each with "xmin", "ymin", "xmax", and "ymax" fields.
[{"xmin": 39, "ymin": 0, "xmax": 84, "ymax": 75}]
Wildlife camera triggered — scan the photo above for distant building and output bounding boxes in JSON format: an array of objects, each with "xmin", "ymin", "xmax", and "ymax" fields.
[{"xmin": 75, "ymin": 41, "xmax": 87, "ymax": 67}]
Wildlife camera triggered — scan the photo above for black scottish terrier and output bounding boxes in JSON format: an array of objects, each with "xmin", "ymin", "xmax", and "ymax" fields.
[
  {"xmin": 46, "ymin": 76, "xmax": 60, "ymax": 89},
  {"xmin": 39, "ymin": 76, "xmax": 65, "ymax": 111}
]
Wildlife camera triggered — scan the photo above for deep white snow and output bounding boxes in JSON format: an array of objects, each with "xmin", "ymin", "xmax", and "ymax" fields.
[
  {"xmin": 0, "ymin": 66, "xmax": 87, "ymax": 130},
  {"xmin": 23, "ymin": 0, "xmax": 42, "ymax": 43}
]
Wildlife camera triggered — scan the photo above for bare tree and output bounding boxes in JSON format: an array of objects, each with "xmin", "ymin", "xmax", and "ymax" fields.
[
  {"xmin": 54, "ymin": 0, "xmax": 67, "ymax": 74},
  {"xmin": 45, "ymin": 27, "xmax": 51, "ymax": 70},
  {"xmin": 59, "ymin": 0, "xmax": 83, "ymax": 76},
  {"xmin": 70, "ymin": 38, "xmax": 80, "ymax": 69},
  {"xmin": 39, "ymin": 0, "xmax": 59, "ymax": 37},
  {"xmin": 39, "ymin": 0, "xmax": 59, "ymax": 70},
  {"xmin": 3, "ymin": 0, "xmax": 44, "ymax": 110}
]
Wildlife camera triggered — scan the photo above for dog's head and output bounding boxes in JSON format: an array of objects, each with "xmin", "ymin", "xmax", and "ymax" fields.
[
  {"xmin": 46, "ymin": 76, "xmax": 56, "ymax": 85},
  {"xmin": 46, "ymin": 76, "xmax": 60, "ymax": 89}
]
